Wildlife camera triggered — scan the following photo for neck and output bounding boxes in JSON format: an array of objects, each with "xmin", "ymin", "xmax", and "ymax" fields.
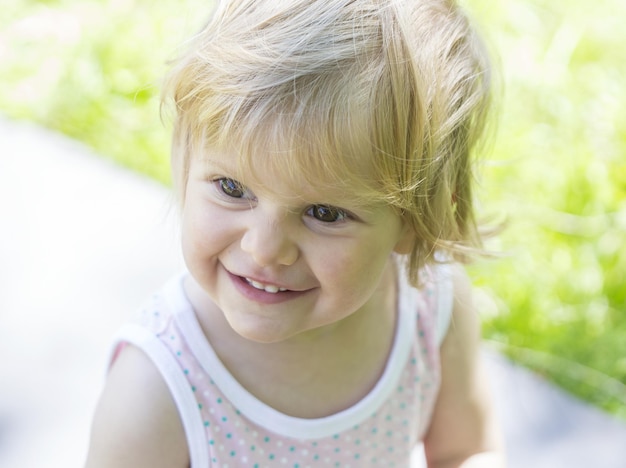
[{"xmin": 185, "ymin": 261, "xmax": 398, "ymax": 417}]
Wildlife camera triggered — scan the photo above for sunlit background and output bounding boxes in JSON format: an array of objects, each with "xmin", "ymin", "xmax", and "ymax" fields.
[{"xmin": 1, "ymin": 0, "xmax": 625, "ymax": 464}]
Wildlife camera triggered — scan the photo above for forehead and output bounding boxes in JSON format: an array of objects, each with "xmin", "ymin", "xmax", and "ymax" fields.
[{"xmin": 195, "ymin": 143, "xmax": 383, "ymax": 208}]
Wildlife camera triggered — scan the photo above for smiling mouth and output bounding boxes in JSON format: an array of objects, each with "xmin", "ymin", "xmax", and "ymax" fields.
[{"xmin": 244, "ymin": 277, "xmax": 288, "ymax": 294}]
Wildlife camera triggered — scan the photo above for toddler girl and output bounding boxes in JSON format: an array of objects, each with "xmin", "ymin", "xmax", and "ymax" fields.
[{"xmin": 86, "ymin": 0, "xmax": 505, "ymax": 466}]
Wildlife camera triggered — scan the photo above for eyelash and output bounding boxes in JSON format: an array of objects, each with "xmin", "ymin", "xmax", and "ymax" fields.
[
  {"xmin": 213, "ymin": 177, "xmax": 351, "ymax": 223},
  {"xmin": 215, "ymin": 177, "xmax": 255, "ymax": 200},
  {"xmin": 305, "ymin": 205, "xmax": 350, "ymax": 223}
]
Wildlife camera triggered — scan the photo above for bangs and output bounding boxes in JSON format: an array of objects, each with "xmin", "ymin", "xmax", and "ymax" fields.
[
  {"xmin": 195, "ymin": 69, "xmax": 394, "ymax": 209},
  {"xmin": 164, "ymin": 0, "xmax": 403, "ymax": 209}
]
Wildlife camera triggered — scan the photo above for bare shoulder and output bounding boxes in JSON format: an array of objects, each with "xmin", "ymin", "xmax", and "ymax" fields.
[
  {"xmin": 448, "ymin": 263, "xmax": 481, "ymax": 344},
  {"xmin": 423, "ymin": 264, "xmax": 505, "ymax": 466},
  {"xmin": 433, "ymin": 264, "xmax": 482, "ymax": 394},
  {"xmin": 84, "ymin": 345, "xmax": 189, "ymax": 468}
]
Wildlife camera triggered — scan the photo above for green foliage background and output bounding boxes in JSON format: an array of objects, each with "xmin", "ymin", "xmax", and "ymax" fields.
[{"xmin": 2, "ymin": 0, "xmax": 625, "ymax": 418}]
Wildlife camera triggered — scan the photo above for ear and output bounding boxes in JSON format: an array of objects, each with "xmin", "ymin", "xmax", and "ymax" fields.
[{"xmin": 393, "ymin": 222, "xmax": 414, "ymax": 255}]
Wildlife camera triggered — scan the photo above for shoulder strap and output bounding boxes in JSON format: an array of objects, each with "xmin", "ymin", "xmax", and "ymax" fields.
[{"xmin": 112, "ymin": 324, "xmax": 210, "ymax": 468}]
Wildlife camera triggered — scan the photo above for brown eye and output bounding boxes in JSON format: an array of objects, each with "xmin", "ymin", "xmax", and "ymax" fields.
[
  {"xmin": 218, "ymin": 178, "xmax": 247, "ymax": 198},
  {"xmin": 307, "ymin": 205, "xmax": 348, "ymax": 223}
]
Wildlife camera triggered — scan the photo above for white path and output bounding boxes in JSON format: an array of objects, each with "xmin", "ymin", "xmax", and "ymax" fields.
[{"xmin": 1, "ymin": 117, "xmax": 625, "ymax": 468}]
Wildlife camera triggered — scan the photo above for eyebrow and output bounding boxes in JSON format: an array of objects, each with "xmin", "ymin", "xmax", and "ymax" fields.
[{"xmin": 199, "ymin": 155, "xmax": 382, "ymax": 214}]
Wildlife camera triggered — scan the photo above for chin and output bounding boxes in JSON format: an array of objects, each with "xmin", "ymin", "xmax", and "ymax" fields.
[{"xmin": 227, "ymin": 318, "xmax": 294, "ymax": 345}]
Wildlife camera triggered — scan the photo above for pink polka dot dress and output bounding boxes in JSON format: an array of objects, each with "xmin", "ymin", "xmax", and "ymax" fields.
[{"xmin": 112, "ymin": 263, "xmax": 453, "ymax": 467}]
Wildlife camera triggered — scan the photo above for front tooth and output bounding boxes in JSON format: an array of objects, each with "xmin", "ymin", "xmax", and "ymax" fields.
[
  {"xmin": 247, "ymin": 278, "xmax": 283, "ymax": 294},
  {"xmin": 250, "ymin": 280, "xmax": 265, "ymax": 290}
]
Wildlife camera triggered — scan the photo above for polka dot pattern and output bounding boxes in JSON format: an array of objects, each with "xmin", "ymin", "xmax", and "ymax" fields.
[{"xmin": 127, "ymin": 267, "xmax": 444, "ymax": 467}]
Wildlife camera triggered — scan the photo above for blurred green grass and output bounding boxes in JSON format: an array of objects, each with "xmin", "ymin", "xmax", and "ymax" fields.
[{"xmin": 2, "ymin": 0, "xmax": 625, "ymax": 418}]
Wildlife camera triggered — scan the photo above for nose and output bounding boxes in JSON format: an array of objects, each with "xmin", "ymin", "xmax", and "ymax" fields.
[{"xmin": 240, "ymin": 215, "xmax": 299, "ymax": 267}]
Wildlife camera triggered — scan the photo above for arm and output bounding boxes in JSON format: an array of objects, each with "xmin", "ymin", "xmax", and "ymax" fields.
[
  {"xmin": 423, "ymin": 265, "xmax": 506, "ymax": 468},
  {"xmin": 84, "ymin": 345, "xmax": 189, "ymax": 468}
]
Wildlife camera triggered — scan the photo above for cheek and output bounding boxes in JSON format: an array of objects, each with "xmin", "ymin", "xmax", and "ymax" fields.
[
  {"xmin": 181, "ymin": 202, "xmax": 229, "ymax": 258},
  {"xmin": 180, "ymin": 212, "xmax": 205, "ymax": 269},
  {"xmin": 314, "ymin": 240, "xmax": 389, "ymax": 293}
]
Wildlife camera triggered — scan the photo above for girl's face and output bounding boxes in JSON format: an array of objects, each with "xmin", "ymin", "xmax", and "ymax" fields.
[{"xmin": 180, "ymin": 151, "xmax": 410, "ymax": 344}]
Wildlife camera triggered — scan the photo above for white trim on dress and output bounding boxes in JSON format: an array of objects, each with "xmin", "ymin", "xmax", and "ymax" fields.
[{"xmin": 112, "ymin": 324, "xmax": 211, "ymax": 468}]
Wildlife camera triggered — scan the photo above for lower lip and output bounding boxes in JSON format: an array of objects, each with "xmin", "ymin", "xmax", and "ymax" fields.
[{"xmin": 227, "ymin": 271, "xmax": 309, "ymax": 305}]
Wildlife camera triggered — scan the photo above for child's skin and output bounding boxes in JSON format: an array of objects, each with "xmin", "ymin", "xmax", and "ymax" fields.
[
  {"xmin": 85, "ymin": 151, "xmax": 504, "ymax": 467},
  {"xmin": 85, "ymin": 0, "xmax": 506, "ymax": 466}
]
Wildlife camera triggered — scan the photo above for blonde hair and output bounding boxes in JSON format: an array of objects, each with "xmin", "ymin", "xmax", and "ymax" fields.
[{"xmin": 162, "ymin": 0, "xmax": 492, "ymax": 285}]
